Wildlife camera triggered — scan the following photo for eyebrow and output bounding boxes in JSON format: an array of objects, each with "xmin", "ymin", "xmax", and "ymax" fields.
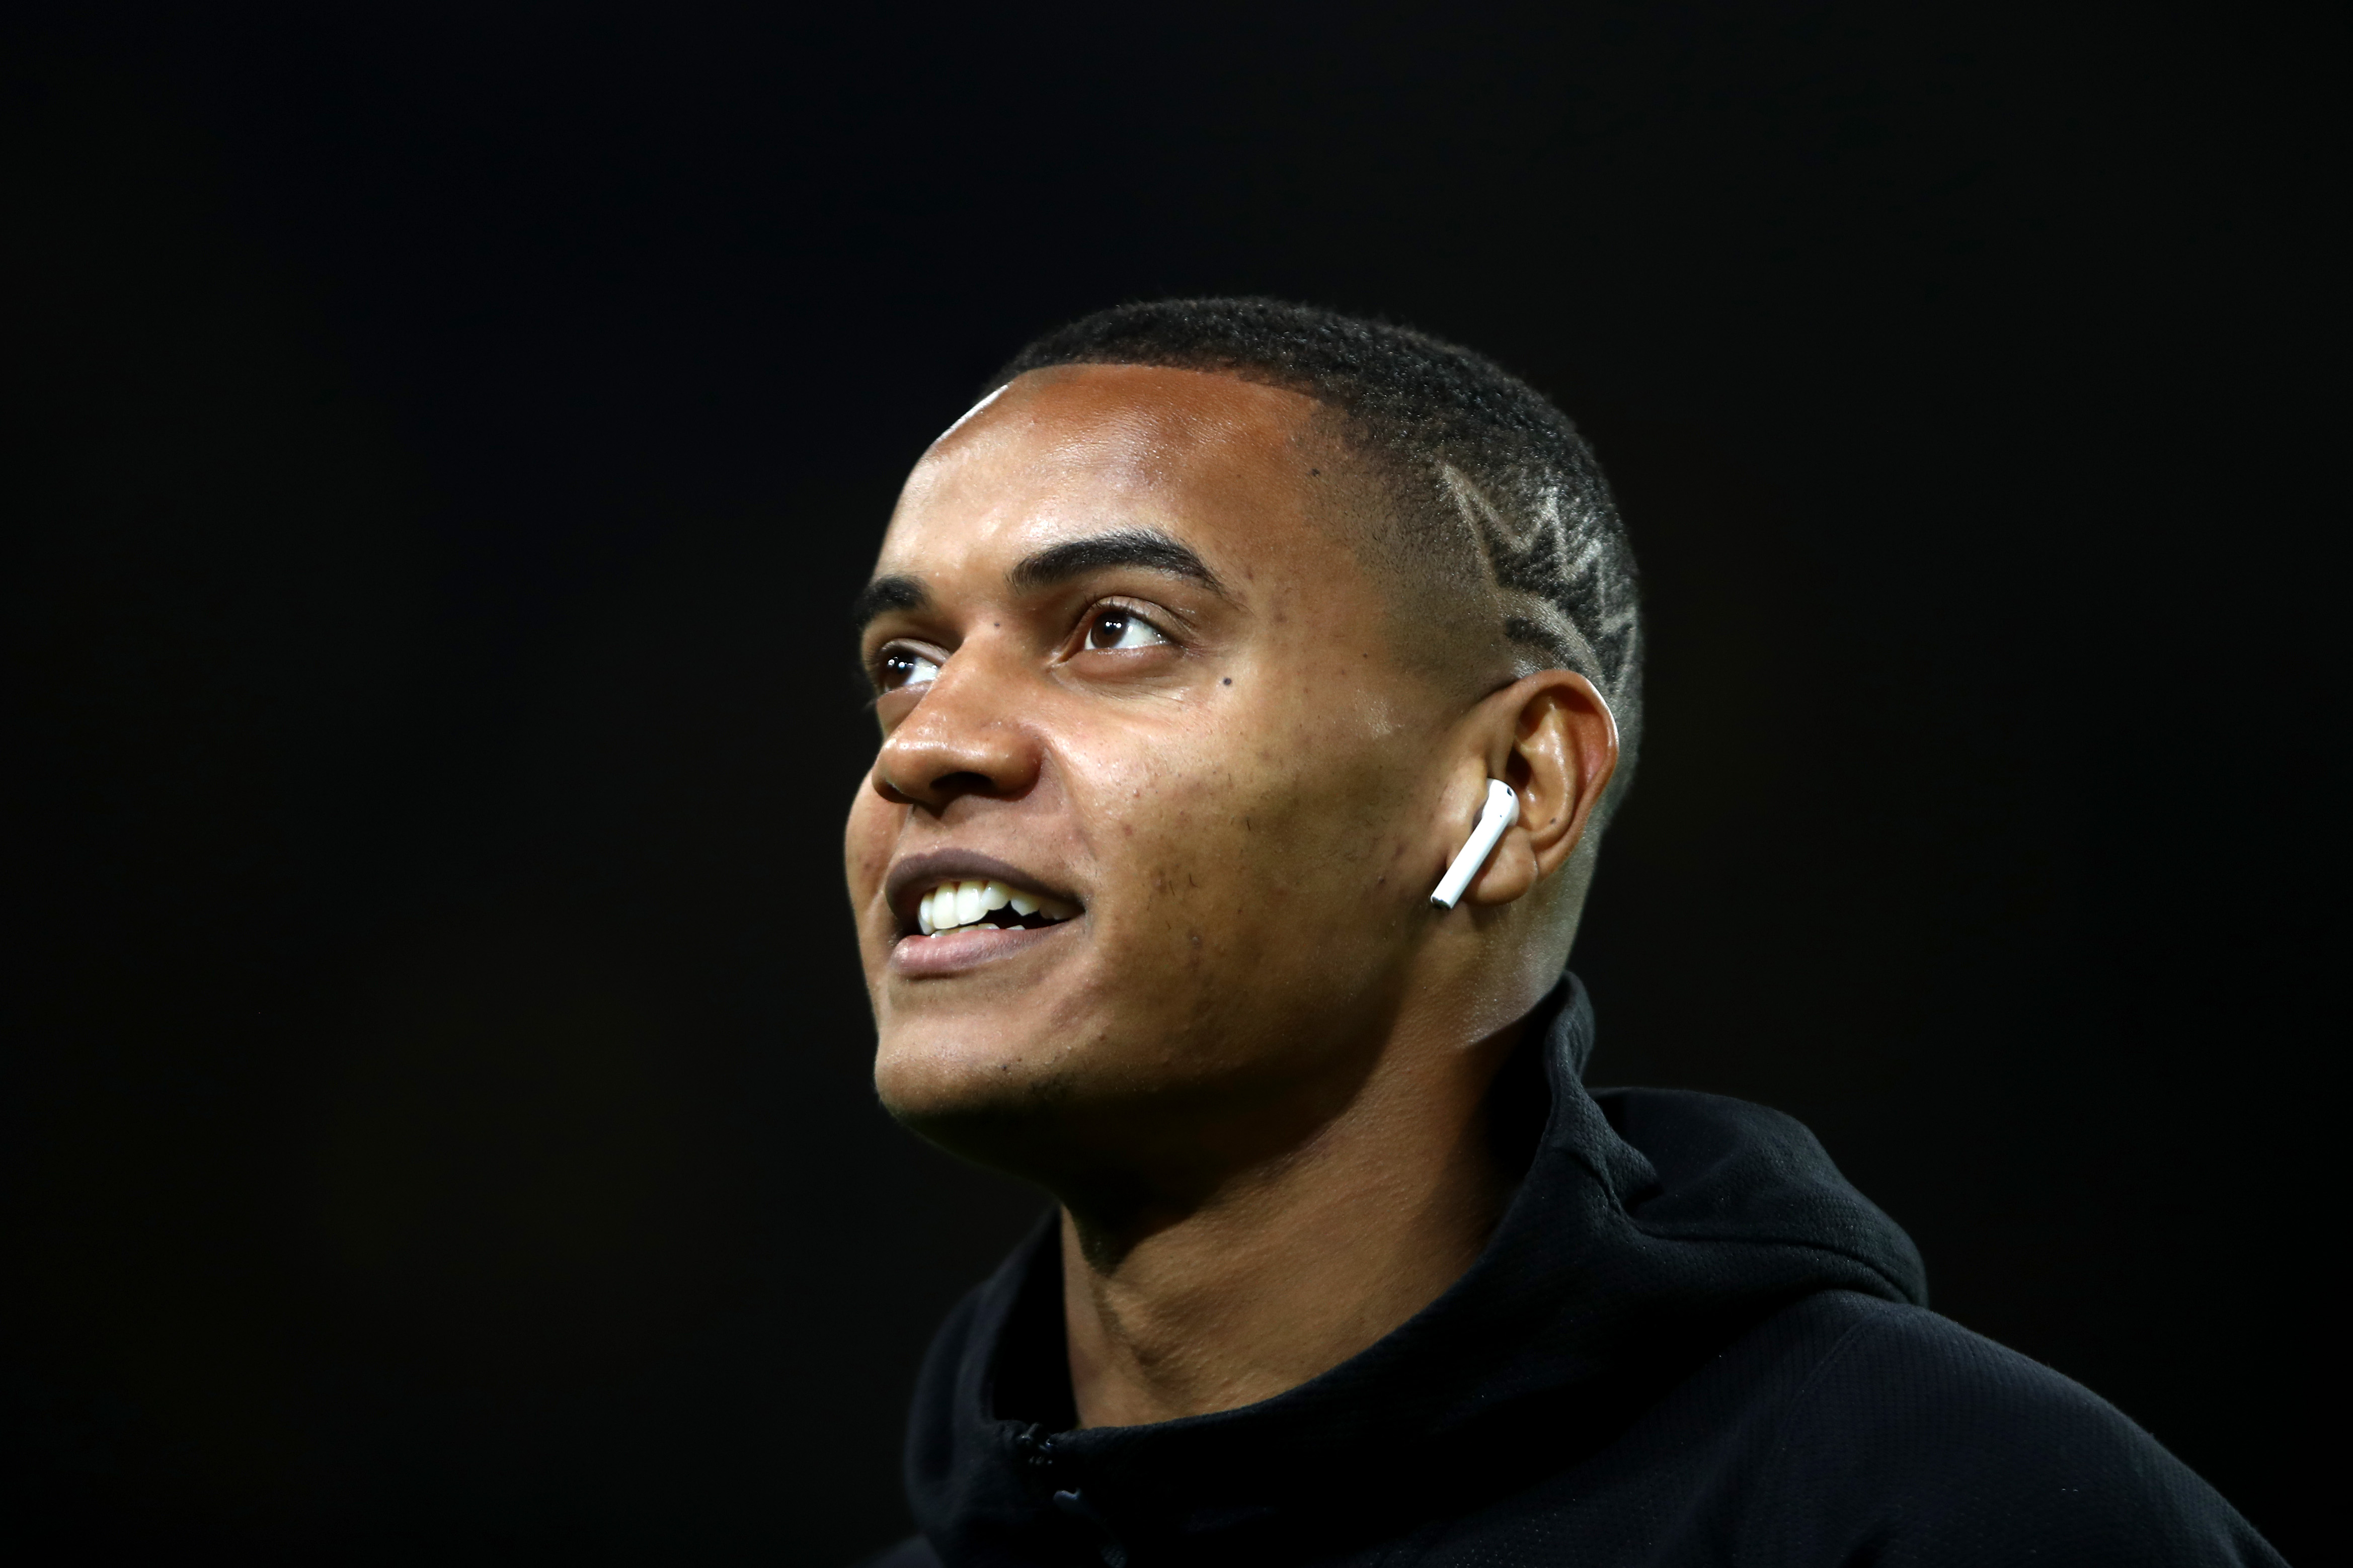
[
  {"xmin": 1006, "ymin": 528, "xmax": 1228, "ymax": 598},
  {"xmin": 849, "ymin": 573, "xmax": 927, "ymax": 636},
  {"xmin": 850, "ymin": 528, "xmax": 1230, "ymax": 638}
]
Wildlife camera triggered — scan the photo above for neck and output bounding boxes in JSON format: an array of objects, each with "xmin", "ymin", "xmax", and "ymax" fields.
[{"xmin": 1057, "ymin": 1016, "xmax": 1524, "ymax": 1429}]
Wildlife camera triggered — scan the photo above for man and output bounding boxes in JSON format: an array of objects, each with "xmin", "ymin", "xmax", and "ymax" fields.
[{"xmin": 843, "ymin": 299, "xmax": 2277, "ymax": 1566}]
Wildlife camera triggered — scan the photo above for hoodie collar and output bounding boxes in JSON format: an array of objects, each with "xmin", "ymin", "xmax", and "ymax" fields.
[{"xmin": 905, "ymin": 973, "xmax": 1926, "ymax": 1565}]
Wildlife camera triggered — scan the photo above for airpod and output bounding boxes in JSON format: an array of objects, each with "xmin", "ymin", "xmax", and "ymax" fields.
[{"xmin": 1431, "ymin": 779, "xmax": 1521, "ymax": 910}]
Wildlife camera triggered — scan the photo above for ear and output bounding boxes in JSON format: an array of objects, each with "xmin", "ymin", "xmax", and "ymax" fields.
[{"xmin": 1463, "ymin": 671, "xmax": 1620, "ymax": 906}]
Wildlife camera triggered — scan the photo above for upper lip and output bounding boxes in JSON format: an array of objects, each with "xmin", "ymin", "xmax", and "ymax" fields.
[{"xmin": 884, "ymin": 849, "xmax": 1080, "ymax": 932}]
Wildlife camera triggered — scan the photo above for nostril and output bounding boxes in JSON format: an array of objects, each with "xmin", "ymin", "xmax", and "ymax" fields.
[
  {"xmin": 880, "ymin": 771, "xmax": 997, "ymax": 818},
  {"xmin": 929, "ymin": 769, "xmax": 996, "ymax": 797},
  {"xmin": 874, "ymin": 767, "xmax": 1001, "ymax": 807}
]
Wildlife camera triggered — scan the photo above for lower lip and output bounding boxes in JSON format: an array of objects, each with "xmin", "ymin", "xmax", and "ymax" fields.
[{"xmin": 889, "ymin": 919, "xmax": 1076, "ymax": 977}]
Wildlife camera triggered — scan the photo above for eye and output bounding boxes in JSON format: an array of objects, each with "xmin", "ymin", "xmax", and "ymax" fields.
[
  {"xmin": 876, "ymin": 645, "xmax": 942, "ymax": 691},
  {"xmin": 1084, "ymin": 607, "xmax": 1170, "ymax": 651}
]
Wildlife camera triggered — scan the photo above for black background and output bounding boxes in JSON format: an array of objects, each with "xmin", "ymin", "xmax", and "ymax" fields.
[{"xmin": 3, "ymin": 4, "xmax": 2334, "ymax": 1563}]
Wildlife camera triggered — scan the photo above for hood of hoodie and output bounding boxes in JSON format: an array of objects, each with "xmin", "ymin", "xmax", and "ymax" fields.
[{"xmin": 903, "ymin": 974, "xmax": 1927, "ymax": 1566}]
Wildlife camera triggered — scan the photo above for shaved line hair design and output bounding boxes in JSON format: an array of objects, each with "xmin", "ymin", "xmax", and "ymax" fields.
[{"xmin": 987, "ymin": 297, "xmax": 1644, "ymax": 829}]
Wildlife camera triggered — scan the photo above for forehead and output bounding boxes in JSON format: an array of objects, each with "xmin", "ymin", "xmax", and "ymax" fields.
[{"xmin": 877, "ymin": 364, "xmax": 1344, "ymax": 582}]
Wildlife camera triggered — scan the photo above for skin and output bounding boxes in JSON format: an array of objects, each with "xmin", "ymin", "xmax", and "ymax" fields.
[{"xmin": 844, "ymin": 364, "xmax": 1618, "ymax": 1427}]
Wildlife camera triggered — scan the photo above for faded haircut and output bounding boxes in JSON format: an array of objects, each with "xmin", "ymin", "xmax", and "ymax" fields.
[{"xmin": 989, "ymin": 297, "xmax": 1644, "ymax": 828}]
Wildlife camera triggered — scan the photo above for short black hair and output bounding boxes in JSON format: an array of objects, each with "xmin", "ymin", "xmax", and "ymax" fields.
[{"xmin": 990, "ymin": 297, "xmax": 1643, "ymax": 827}]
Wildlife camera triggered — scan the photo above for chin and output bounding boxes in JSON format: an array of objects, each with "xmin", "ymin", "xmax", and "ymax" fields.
[{"xmin": 872, "ymin": 1031, "xmax": 1081, "ymax": 1167}]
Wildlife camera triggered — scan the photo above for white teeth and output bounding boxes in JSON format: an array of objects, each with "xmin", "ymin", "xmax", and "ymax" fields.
[{"xmin": 911, "ymin": 875, "xmax": 1076, "ymax": 935}]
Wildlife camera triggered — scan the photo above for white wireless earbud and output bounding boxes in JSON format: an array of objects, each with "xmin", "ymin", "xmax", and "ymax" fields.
[{"xmin": 1431, "ymin": 779, "xmax": 1521, "ymax": 910}]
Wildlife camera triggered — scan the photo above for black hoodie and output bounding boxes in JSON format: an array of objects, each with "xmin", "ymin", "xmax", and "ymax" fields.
[{"xmin": 864, "ymin": 976, "xmax": 2280, "ymax": 1567}]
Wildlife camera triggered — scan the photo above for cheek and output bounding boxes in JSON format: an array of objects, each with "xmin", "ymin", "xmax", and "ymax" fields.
[
  {"xmin": 1071, "ymin": 700, "xmax": 1426, "ymax": 972},
  {"xmin": 843, "ymin": 775, "xmax": 896, "ymax": 911}
]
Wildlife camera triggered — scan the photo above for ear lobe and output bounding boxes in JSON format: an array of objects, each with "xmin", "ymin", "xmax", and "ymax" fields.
[{"xmin": 1465, "ymin": 817, "xmax": 1541, "ymax": 905}]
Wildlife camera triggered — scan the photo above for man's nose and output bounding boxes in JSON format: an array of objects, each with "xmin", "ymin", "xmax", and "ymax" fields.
[{"xmin": 872, "ymin": 653, "xmax": 1038, "ymax": 809}]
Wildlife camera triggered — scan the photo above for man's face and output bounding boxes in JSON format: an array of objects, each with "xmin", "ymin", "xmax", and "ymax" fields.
[{"xmin": 845, "ymin": 365, "xmax": 1463, "ymax": 1178}]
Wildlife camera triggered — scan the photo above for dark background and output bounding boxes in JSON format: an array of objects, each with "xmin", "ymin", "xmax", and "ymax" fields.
[{"xmin": 3, "ymin": 4, "xmax": 2334, "ymax": 1563}]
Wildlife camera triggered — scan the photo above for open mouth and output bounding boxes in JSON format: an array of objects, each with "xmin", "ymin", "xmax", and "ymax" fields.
[{"xmin": 906, "ymin": 877, "xmax": 1078, "ymax": 939}]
